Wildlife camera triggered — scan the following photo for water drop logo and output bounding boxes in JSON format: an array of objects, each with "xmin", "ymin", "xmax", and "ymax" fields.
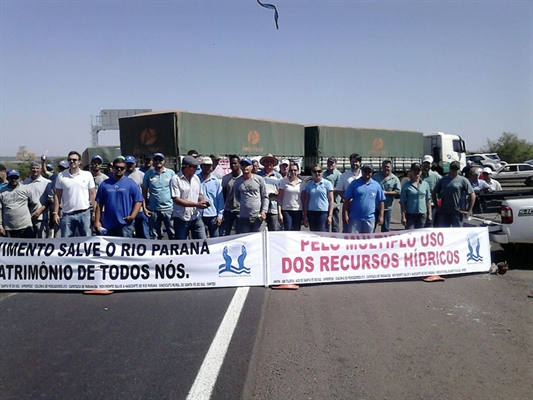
[
  {"xmin": 219, "ymin": 242, "xmax": 251, "ymax": 275},
  {"xmin": 466, "ymin": 235, "xmax": 483, "ymax": 262}
]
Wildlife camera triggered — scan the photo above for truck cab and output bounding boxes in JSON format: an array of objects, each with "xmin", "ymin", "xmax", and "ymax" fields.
[{"xmin": 423, "ymin": 132, "xmax": 466, "ymax": 174}]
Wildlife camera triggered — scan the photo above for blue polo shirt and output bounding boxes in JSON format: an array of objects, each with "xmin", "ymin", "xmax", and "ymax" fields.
[
  {"xmin": 344, "ymin": 178, "xmax": 385, "ymax": 220},
  {"xmin": 400, "ymin": 180, "xmax": 431, "ymax": 214},
  {"xmin": 305, "ymin": 179, "xmax": 333, "ymax": 212},
  {"xmin": 143, "ymin": 168, "xmax": 175, "ymax": 211}
]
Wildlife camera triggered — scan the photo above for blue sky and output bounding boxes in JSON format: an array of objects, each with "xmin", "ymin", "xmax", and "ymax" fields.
[{"xmin": 1, "ymin": 0, "xmax": 531, "ymax": 157}]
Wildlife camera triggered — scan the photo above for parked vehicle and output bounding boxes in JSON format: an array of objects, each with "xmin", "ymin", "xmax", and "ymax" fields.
[
  {"xmin": 466, "ymin": 153, "xmax": 505, "ymax": 171},
  {"xmin": 492, "ymin": 163, "xmax": 533, "ymax": 186},
  {"xmin": 524, "ymin": 158, "xmax": 533, "ymax": 165}
]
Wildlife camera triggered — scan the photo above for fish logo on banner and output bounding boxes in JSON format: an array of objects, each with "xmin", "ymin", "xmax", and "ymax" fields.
[
  {"xmin": 219, "ymin": 242, "xmax": 250, "ymax": 275},
  {"xmin": 466, "ymin": 235, "xmax": 483, "ymax": 262}
]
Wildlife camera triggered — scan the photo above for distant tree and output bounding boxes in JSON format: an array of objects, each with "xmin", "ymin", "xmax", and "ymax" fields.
[
  {"xmin": 16, "ymin": 146, "xmax": 36, "ymax": 162},
  {"xmin": 479, "ymin": 133, "xmax": 533, "ymax": 163}
]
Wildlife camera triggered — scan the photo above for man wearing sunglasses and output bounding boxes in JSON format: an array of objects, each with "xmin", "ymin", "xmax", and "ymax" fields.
[
  {"xmin": 53, "ymin": 151, "xmax": 96, "ymax": 237},
  {"xmin": 93, "ymin": 159, "xmax": 143, "ymax": 238}
]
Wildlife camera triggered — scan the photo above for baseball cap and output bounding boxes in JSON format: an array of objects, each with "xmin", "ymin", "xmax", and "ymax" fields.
[
  {"xmin": 46, "ymin": 164, "xmax": 54, "ymax": 171},
  {"xmin": 280, "ymin": 159, "xmax": 290, "ymax": 166},
  {"xmin": 7, "ymin": 169, "xmax": 20, "ymax": 178},
  {"xmin": 125, "ymin": 155, "xmax": 136, "ymax": 164},
  {"xmin": 450, "ymin": 161, "xmax": 461, "ymax": 170},
  {"xmin": 422, "ymin": 155, "xmax": 433, "ymax": 164},
  {"xmin": 482, "ymin": 167, "xmax": 493, "ymax": 174},
  {"xmin": 200, "ymin": 156, "xmax": 213, "ymax": 165},
  {"xmin": 182, "ymin": 155, "xmax": 200, "ymax": 166},
  {"xmin": 240, "ymin": 157, "xmax": 253, "ymax": 166},
  {"xmin": 59, "ymin": 160, "xmax": 69, "ymax": 169},
  {"xmin": 153, "ymin": 152, "xmax": 165, "ymax": 159},
  {"xmin": 327, "ymin": 157, "xmax": 337, "ymax": 163},
  {"xmin": 91, "ymin": 155, "xmax": 103, "ymax": 162},
  {"xmin": 411, "ymin": 162, "xmax": 422, "ymax": 170},
  {"xmin": 362, "ymin": 163, "xmax": 374, "ymax": 171}
]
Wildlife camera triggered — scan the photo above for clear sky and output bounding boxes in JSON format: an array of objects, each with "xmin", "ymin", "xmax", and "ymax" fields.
[{"xmin": 1, "ymin": 0, "xmax": 531, "ymax": 157}]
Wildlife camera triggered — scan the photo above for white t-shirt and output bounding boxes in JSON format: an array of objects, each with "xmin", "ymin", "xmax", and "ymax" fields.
[
  {"xmin": 56, "ymin": 170, "xmax": 95, "ymax": 213},
  {"xmin": 279, "ymin": 177, "xmax": 303, "ymax": 211},
  {"xmin": 336, "ymin": 169, "xmax": 362, "ymax": 192}
]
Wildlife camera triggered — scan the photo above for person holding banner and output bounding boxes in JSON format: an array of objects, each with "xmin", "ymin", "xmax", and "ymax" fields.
[
  {"xmin": 277, "ymin": 162, "xmax": 303, "ymax": 231},
  {"xmin": 198, "ymin": 156, "xmax": 224, "ymax": 238},
  {"xmin": 221, "ymin": 155, "xmax": 242, "ymax": 236},
  {"xmin": 94, "ymin": 158, "xmax": 143, "ymax": 238},
  {"xmin": 400, "ymin": 162, "xmax": 432, "ymax": 229},
  {"xmin": 234, "ymin": 157, "xmax": 268, "ymax": 233},
  {"xmin": 303, "ymin": 164, "xmax": 334, "ymax": 232},
  {"xmin": 335, "ymin": 153, "xmax": 362, "ymax": 233},
  {"xmin": 343, "ymin": 164, "xmax": 385, "ymax": 233}
]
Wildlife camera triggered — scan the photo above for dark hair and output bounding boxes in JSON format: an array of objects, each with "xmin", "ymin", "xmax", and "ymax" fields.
[
  {"xmin": 113, "ymin": 158, "xmax": 126, "ymax": 166},
  {"xmin": 187, "ymin": 149, "xmax": 199, "ymax": 156},
  {"xmin": 349, "ymin": 153, "xmax": 362, "ymax": 162},
  {"xmin": 67, "ymin": 150, "xmax": 82, "ymax": 159},
  {"xmin": 0, "ymin": 163, "xmax": 6, "ymax": 172},
  {"xmin": 228, "ymin": 154, "xmax": 240, "ymax": 161}
]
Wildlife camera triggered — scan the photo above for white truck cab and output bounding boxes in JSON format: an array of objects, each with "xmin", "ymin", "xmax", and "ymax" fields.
[{"xmin": 423, "ymin": 132, "xmax": 467, "ymax": 174}]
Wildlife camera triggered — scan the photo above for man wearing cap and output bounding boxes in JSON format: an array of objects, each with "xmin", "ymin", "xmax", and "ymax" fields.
[
  {"xmin": 432, "ymin": 161, "xmax": 475, "ymax": 227},
  {"xmin": 221, "ymin": 155, "xmax": 242, "ymax": 236},
  {"xmin": 0, "ymin": 163, "xmax": 8, "ymax": 190},
  {"xmin": 234, "ymin": 157, "xmax": 269, "ymax": 233},
  {"xmin": 258, "ymin": 154, "xmax": 282, "ymax": 231},
  {"xmin": 421, "ymin": 155, "xmax": 441, "ymax": 227},
  {"xmin": 170, "ymin": 156, "xmax": 209, "ymax": 240},
  {"xmin": 323, "ymin": 157, "xmax": 342, "ymax": 232},
  {"xmin": 90, "ymin": 155, "xmax": 109, "ymax": 190},
  {"xmin": 343, "ymin": 164, "xmax": 385, "ymax": 233},
  {"xmin": 0, "ymin": 169, "xmax": 39, "ymax": 238},
  {"xmin": 372, "ymin": 160, "xmax": 401, "ymax": 232},
  {"xmin": 400, "ymin": 163, "xmax": 432, "ymax": 229},
  {"xmin": 23, "ymin": 161, "xmax": 53, "ymax": 238},
  {"xmin": 125, "ymin": 155, "xmax": 150, "ymax": 239},
  {"xmin": 94, "ymin": 158, "xmax": 143, "ymax": 238},
  {"xmin": 279, "ymin": 159, "xmax": 290, "ymax": 179},
  {"xmin": 143, "ymin": 153, "xmax": 175, "ymax": 240},
  {"xmin": 198, "ymin": 156, "xmax": 224, "ymax": 238},
  {"xmin": 336, "ymin": 153, "xmax": 362, "ymax": 233},
  {"xmin": 482, "ymin": 167, "xmax": 501, "ymax": 192},
  {"xmin": 53, "ymin": 151, "xmax": 96, "ymax": 237}
]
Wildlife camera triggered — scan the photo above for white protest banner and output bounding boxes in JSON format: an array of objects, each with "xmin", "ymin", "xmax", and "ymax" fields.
[
  {"xmin": 268, "ymin": 228, "xmax": 491, "ymax": 286},
  {"xmin": 0, "ymin": 233, "xmax": 265, "ymax": 291}
]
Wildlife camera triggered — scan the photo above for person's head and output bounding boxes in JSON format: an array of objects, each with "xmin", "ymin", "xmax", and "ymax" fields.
[
  {"xmin": 29, "ymin": 161, "xmax": 41, "ymax": 179},
  {"xmin": 58, "ymin": 160, "xmax": 69, "ymax": 172},
  {"xmin": 326, "ymin": 157, "xmax": 337, "ymax": 172},
  {"xmin": 6, "ymin": 169, "xmax": 20, "ymax": 187},
  {"xmin": 210, "ymin": 154, "xmax": 221, "ymax": 168},
  {"xmin": 361, "ymin": 163, "xmax": 373, "ymax": 181},
  {"xmin": 228, "ymin": 155, "xmax": 241, "ymax": 174},
  {"xmin": 187, "ymin": 149, "xmax": 199, "ymax": 159},
  {"xmin": 469, "ymin": 167, "xmax": 480, "ymax": 182},
  {"xmin": 410, "ymin": 162, "xmax": 422, "ymax": 180},
  {"xmin": 125, "ymin": 155, "xmax": 137, "ymax": 173},
  {"xmin": 422, "ymin": 155, "xmax": 433, "ymax": 172},
  {"xmin": 152, "ymin": 153, "xmax": 165, "ymax": 171},
  {"xmin": 67, "ymin": 151, "xmax": 82, "ymax": 171},
  {"xmin": 91, "ymin": 155, "xmax": 104, "ymax": 173},
  {"xmin": 260, "ymin": 154, "xmax": 278, "ymax": 173},
  {"xmin": 449, "ymin": 161, "xmax": 461, "ymax": 176},
  {"xmin": 288, "ymin": 163, "xmax": 299, "ymax": 180},
  {"xmin": 482, "ymin": 167, "xmax": 493, "ymax": 181},
  {"xmin": 252, "ymin": 160, "xmax": 260, "ymax": 173},
  {"xmin": 143, "ymin": 155, "xmax": 153, "ymax": 169},
  {"xmin": 46, "ymin": 164, "xmax": 55, "ymax": 174},
  {"xmin": 240, "ymin": 157, "xmax": 254, "ymax": 176},
  {"xmin": 279, "ymin": 159, "xmax": 290, "ymax": 176},
  {"xmin": 112, "ymin": 158, "xmax": 127, "ymax": 179},
  {"xmin": 311, "ymin": 164, "xmax": 323, "ymax": 181},
  {"xmin": 0, "ymin": 163, "xmax": 6, "ymax": 183},
  {"xmin": 381, "ymin": 160, "xmax": 392, "ymax": 176},
  {"xmin": 181, "ymin": 155, "xmax": 200, "ymax": 178},
  {"xmin": 200, "ymin": 156, "xmax": 213, "ymax": 175},
  {"xmin": 349, "ymin": 153, "xmax": 362, "ymax": 171}
]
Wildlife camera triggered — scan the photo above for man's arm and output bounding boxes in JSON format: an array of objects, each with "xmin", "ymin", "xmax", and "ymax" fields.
[{"xmin": 52, "ymin": 188, "xmax": 63, "ymax": 225}]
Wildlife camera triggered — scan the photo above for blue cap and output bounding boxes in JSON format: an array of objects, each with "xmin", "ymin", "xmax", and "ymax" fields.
[
  {"xmin": 46, "ymin": 164, "xmax": 54, "ymax": 171},
  {"xmin": 362, "ymin": 163, "xmax": 374, "ymax": 171},
  {"xmin": 240, "ymin": 157, "xmax": 253, "ymax": 166},
  {"xmin": 91, "ymin": 155, "xmax": 103, "ymax": 162},
  {"xmin": 7, "ymin": 169, "xmax": 20, "ymax": 178},
  {"xmin": 153, "ymin": 152, "xmax": 165, "ymax": 159},
  {"xmin": 125, "ymin": 155, "xmax": 136, "ymax": 164},
  {"xmin": 59, "ymin": 160, "xmax": 69, "ymax": 169}
]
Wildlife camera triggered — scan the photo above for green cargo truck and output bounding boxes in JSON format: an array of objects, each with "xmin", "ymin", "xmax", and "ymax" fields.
[{"xmin": 119, "ymin": 110, "xmax": 304, "ymax": 168}]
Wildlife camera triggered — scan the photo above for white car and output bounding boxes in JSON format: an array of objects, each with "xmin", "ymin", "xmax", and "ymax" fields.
[
  {"xmin": 492, "ymin": 163, "xmax": 533, "ymax": 186},
  {"xmin": 466, "ymin": 153, "xmax": 506, "ymax": 170}
]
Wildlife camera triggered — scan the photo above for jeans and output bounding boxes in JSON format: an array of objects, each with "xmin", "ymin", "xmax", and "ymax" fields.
[
  {"xmin": 281, "ymin": 210, "xmax": 302, "ymax": 231},
  {"xmin": 346, "ymin": 219, "xmax": 375, "ymax": 234},
  {"xmin": 61, "ymin": 209, "xmax": 91, "ymax": 237},
  {"xmin": 7, "ymin": 226, "xmax": 35, "ymax": 238},
  {"xmin": 202, "ymin": 216, "xmax": 220, "ymax": 238},
  {"xmin": 331, "ymin": 208, "xmax": 340, "ymax": 232},
  {"xmin": 149, "ymin": 209, "xmax": 174, "ymax": 240},
  {"xmin": 236, "ymin": 216, "xmax": 264, "ymax": 234},
  {"xmin": 437, "ymin": 212, "xmax": 464, "ymax": 228},
  {"xmin": 265, "ymin": 213, "xmax": 279, "ymax": 231},
  {"xmin": 221, "ymin": 211, "xmax": 239, "ymax": 236},
  {"xmin": 405, "ymin": 213, "xmax": 427, "ymax": 230},
  {"xmin": 307, "ymin": 211, "xmax": 328, "ymax": 232},
  {"xmin": 106, "ymin": 224, "xmax": 134, "ymax": 238},
  {"xmin": 173, "ymin": 217, "xmax": 206, "ymax": 240},
  {"xmin": 134, "ymin": 211, "xmax": 150, "ymax": 239},
  {"xmin": 32, "ymin": 219, "xmax": 49, "ymax": 238},
  {"xmin": 374, "ymin": 209, "xmax": 392, "ymax": 232}
]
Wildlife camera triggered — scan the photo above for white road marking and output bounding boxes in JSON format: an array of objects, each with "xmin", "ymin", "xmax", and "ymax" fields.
[
  {"xmin": 0, "ymin": 293, "xmax": 17, "ymax": 302},
  {"xmin": 186, "ymin": 286, "xmax": 250, "ymax": 400}
]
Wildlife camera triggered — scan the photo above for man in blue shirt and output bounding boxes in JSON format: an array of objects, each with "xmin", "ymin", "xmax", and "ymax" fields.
[
  {"xmin": 198, "ymin": 156, "xmax": 224, "ymax": 238},
  {"xmin": 343, "ymin": 164, "xmax": 385, "ymax": 233},
  {"xmin": 94, "ymin": 158, "xmax": 143, "ymax": 238}
]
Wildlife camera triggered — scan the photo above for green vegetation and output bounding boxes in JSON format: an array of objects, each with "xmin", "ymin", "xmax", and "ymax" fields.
[{"xmin": 479, "ymin": 132, "xmax": 533, "ymax": 163}]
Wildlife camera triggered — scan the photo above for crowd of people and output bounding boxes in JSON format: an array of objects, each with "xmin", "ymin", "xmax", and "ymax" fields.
[{"xmin": 0, "ymin": 151, "xmax": 501, "ymax": 239}]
